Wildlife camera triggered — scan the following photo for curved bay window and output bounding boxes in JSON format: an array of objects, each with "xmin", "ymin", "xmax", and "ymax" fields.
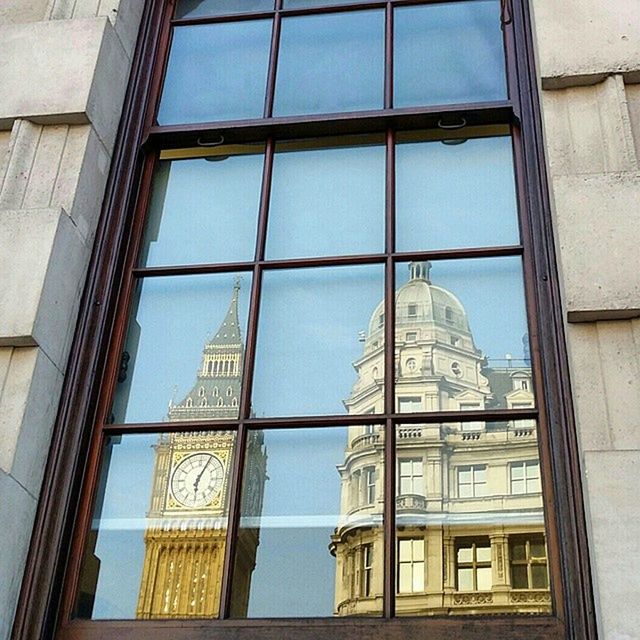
[{"xmin": 13, "ymin": 1, "xmax": 596, "ymax": 639}]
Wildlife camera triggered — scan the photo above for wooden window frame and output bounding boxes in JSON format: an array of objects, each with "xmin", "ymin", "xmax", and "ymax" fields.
[{"xmin": 11, "ymin": 1, "xmax": 597, "ymax": 639}]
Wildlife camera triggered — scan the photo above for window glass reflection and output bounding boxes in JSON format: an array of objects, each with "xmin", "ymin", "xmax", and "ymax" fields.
[
  {"xmin": 252, "ymin": 265, "xmax": 384, "ymax": 417},
  {"xmin": 158, "ymin": 21, "xmax": 272, "ymax": 125},
  {"xmin": 111, "ymin": 273, "xmax": 251, "ymax": 424},
  {"xmin": 394, "ymin": 1, "xmax": 507, "ymax": 108},
  {"xmin": 230, "ymin": 427, "xmax": 384, "ymax": 617},
  {"xmin": 396, "ymin": 132, "xmax": 520, "ymax": 251},
  {"xmin": 75, "ymin": 431, "xmax": 235, "ymax": 619},
  {"xmin": 140, "ymin": 146, "xmax": 264, "ymax": 267},
  {"xmin": 394, "ymin": 258, "xmax": 535, "ymax": 413},
  {"xmin": 394, "ymin": 421, "xmax": 550, "ymax": 615},
  {"xmin": 266, "ymin": 137, "xmax": 385, "ymax": 259},
  {"xmin": 274, "ymin": 10, "xmax": 384, "ymax": 116},
  {"xmin": 175, "ymin": 0, "xmax": 274, "ymax": 19}
]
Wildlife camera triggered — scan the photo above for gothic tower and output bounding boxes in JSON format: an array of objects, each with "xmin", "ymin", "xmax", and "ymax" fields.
[{"xmin": 136, "ymin": 282, "xmax": 266, "ymax": 619}]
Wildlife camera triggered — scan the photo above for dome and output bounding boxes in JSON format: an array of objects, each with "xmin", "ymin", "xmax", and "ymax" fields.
[{"xmin": 367, "ymin": 262, "xmax": 471, "ymax": 335}]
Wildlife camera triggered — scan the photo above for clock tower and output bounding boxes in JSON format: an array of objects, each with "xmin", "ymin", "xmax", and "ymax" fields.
[{"xmin": 136, "ymin": 282, "xmax": 266, "ymax": 619}]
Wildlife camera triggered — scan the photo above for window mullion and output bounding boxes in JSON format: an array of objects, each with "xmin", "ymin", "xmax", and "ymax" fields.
[{"xmin": 263, "ymin": 1, "xmax": 283, "ymax": 117}]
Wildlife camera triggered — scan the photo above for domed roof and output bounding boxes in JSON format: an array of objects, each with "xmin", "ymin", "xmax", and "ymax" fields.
[{"xmin": 367, "ymin": 262, "xmax": 471, "ymax": 335}]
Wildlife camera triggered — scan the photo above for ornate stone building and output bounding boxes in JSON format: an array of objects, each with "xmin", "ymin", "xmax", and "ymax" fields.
[{"xmin": 331, "ymin": 263, "xmax": 549, "ymax": 615}]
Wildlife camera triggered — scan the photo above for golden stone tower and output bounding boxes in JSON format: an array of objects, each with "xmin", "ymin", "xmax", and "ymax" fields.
[{"xmin": 136, "ymin": 282, "xmax": 265, "ymax": 619}]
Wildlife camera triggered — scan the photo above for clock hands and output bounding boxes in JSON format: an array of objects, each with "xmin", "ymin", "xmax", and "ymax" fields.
[{"xmin": 192, "ymin": 455, "xmax": 213, "ymax": 497}]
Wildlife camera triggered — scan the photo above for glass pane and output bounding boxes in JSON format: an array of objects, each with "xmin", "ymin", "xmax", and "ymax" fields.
[
  {"xmin": 399, "ymin": 539, "xmax": 412, "ymax": 562},
  {"xmin": 395, "ymin": 421, "xmax": 550, "ymax": 614},
  {"xmin": 230, "ymin": 426, "xmax": 384, "ymax": 617},
  {"xmin": 476, "ymin": 566, "xmax": 492, "ymax": 591},
  {"xmin": 412, "ymin": 564, "xmax": 425, "ymax": 592},
  {"xmin": 396, "ymin": 132, "xmax": 519, "ymax": 251},
  {"xmin": 274, "ymin": 10, "xmax": 384, "ymax": 116},
  {"xmin": 532, "ymin": 564, "xmax": 549, "ymax": 589},
  {"xmin": 158, "ymin": 21, "xmax": 271, "ymax": 125},
  {"xmin": 252, "ymin": 264, "xmax": 384, "ymax": 416},
  {"xmin": 394, "ymin": 1, "xmax": 507, "ymax": 108},
  {"xmin": 140, "ymin": 147, "xmax": 264, "ymax": 267},
  {"xmin": 457, "ymin": 568, "xmax": 473, "ymax": 591},
  {"xmin": 75, "ymin": 431, "xmax": 235, "ymax": 619},
  {"xmin": 530, "ymin": 541, "xmax": 546, "ymax": 558},
  {"xmin": 457, "ymin": 547, "xmax": 473, "ymax": 563},
  {"xmin": 398, "ymin": 564, "xmax": 412, "ymax": 593},
  {"xmin": 476, "ymin": 546, "xmax": 491, "ymax": 563},
  {"xmin": 176, "ymin": 0, "xmax": 274, "ymax": 18},
  {"xmin": 511, "ymin": 565, "xmax": 528, "ymax": 589},
  {"xmin": 394, "ymin": 258, "xmax": 535, "ymax": 412},
  {"xmin": 511, "ymin": 464, "xmax": 524, "ymax": 479},
  {"xmin": 111, "ymin": 273, "xmax": 251, "ymax": 424},
  {"xmin": 266, "ymin": 137, "xmax": 385, "ymax": 259}
]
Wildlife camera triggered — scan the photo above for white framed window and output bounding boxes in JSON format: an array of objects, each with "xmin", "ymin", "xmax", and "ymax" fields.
[
  {"xmin": 397, "ymin": 538, "xmax": 425, "ymax": 594},
  {"xmin": 458, "ymin": 465, "xmax": 487, "ymax": 498},
  {"xmin": 510, "ymin": 461, "xmax": 541, "ymax": 494},
  {"xmin": 398, "ymin": 458, "xmax": 424, "ymax": 495}
]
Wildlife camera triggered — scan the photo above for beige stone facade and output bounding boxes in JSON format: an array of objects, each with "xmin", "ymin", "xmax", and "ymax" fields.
[
  {"xmin": 0, "ymin": 2, "xmax": 143, "ymax": 638},
  {"xmin": 0, "ymin": 1, "xmax": 638, "ymax": 638}
]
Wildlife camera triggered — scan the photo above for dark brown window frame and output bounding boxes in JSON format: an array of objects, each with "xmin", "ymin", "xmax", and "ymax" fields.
[{"xmin": 11, "ymin": 0, "xmax": 597, "ymax": 639}]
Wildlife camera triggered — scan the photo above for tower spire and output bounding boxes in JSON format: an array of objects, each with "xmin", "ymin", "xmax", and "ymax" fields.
[{"xmin": 210, "ymin": 277, "xmax": 242, "ymax": 347}]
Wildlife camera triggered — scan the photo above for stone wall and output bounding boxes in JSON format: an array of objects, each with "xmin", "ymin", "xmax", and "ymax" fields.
[
  {"xmin": 0, "ymin": 1, "xmax": 638, "ymax": 638},
  {"xmin": 532, "ymin": 1, "xmax": 640, "ymax": 638},
  {"xmin": 0, "ymin": 2, "xmax": 143, "ymax": 638}
]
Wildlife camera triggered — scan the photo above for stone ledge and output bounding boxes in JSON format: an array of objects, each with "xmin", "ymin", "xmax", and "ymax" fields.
[
  {"xmin": 0, "ymin": 207, "xmax": 89, "ymax": 369},
  {"xmin": 0, "ymin": 16, "xmax": 129, "ymax": 153},
  {"xmin": 532, "ymin": 0, "xmax": 640, "ymax": 89},
  {"xmin": 550, "ymin": 172, "xmax": 640, "ymax": 321}
]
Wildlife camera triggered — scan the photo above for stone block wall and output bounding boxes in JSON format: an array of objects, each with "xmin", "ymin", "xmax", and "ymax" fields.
[
  {"xmin": 532, "ymin": 1, "xmax": 640, "ymax": 637},
  {"xmin": 0, "ymin": 1, "xmax": 143, "ymax": 638}
]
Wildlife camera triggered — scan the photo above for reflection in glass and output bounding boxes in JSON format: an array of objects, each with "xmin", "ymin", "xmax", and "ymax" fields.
[
  {"xmin": 393, "ymin": 258, "xmax": 535, "ymax": 413},
  {"xmin": 230, "ymin": 427, "xmax": 384, "ymax": 617},
  {"xmin": 266, "ymin": 138, "xmax": 385, "ymax": 259},
  {"xmin": 158, "ymin": 21, "xmax": 272, "ymax": 125},
  {"xmin": 274, "ymin": 10, "xmax": 384, "ymax": 116},
  {"xmin": 75, "ymin": 431, "xmax": 237, "ymax": 619},
  {"xmin": 390, "ymin": 421, "xmax": 549, "ymax": 615},
  {"xmin": 252, "ymin": 265, "xmax": 384, "ymax": 417},
  {"xmin": 396, "ymin": 133, "xmax": 520, "ymax": 251},
  {"xmin": 394, "ymin": 1, "xmax": 507, "ymax": 108},
  {"xmin": 111, "ymin": 273, "xmax": 251, "ymax": 424},
  {"xmin": 176, "ymin": 0, "xmax": 274, "ymax": 19},
  {"xmin": 140, "ymin": 147, "xmax": 264, "ymax": 267}
]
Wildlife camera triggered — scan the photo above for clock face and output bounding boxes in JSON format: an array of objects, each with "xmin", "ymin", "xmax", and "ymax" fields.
[{"xmin": 170, "ymin": 452, "xmax": 225, "ymax": 509}]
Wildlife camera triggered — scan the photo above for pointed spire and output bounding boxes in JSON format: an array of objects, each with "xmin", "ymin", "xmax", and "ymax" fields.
[{"xmin": 210, "ymin": 277, "xmax": 242, "ymax": 346}]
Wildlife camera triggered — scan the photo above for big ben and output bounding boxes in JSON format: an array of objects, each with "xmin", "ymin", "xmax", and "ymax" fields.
[{"xmin": 136, "ymin": 282, "xmax": 266, "ymax": 619}]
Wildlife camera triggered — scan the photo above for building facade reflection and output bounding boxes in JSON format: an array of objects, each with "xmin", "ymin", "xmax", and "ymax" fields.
[{"xmin": 331, "ymin": 262, "xmax": 550, "ymax": 615}]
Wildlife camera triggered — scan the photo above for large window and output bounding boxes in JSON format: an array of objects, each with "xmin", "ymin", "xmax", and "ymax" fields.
[{"xmin": 13, "ymin": 1, "xmax": 596, "ymax": 639}]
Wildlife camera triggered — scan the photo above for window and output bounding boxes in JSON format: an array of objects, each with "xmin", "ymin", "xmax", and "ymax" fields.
[
  {"xmin": 397, "ymin": 538, "xmax": 425, "ymax": 594},
  {"xmin": 398, "ymin": 458, "xmax": 424, "ymax": 496},
  {"xmin": 456, "ymin": 540, "xmax": 492, "ymax": 591},
  {"xmin": 361, "ymin": 544, "xmax": 374, "ymax": 597},
  {"xmin": 510, "ymin": 536, "xmax": 549, "ymax": 590},
  {"xmin": 398, "ymin": 396, "xmax": 423, "ymax": 413},
  {"xmin": 364, "ymin": 466, "xmax": 376, "ymax": 504},
  {"xmin": 15, "ymin": 0, "xmax": 595, "ymax": 638},
  {"xmin": 511, "ymin": 460, "xmax": 542, "ymax": 494},
  {"xmin": 458, "ymin": 465, "xmax": 487, "ymax": 498}
]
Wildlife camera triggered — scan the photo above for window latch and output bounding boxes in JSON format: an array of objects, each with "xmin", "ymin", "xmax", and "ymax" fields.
[{"xmin": 500, "ymin": 0, "xmax": 513, "ymax": 27}]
